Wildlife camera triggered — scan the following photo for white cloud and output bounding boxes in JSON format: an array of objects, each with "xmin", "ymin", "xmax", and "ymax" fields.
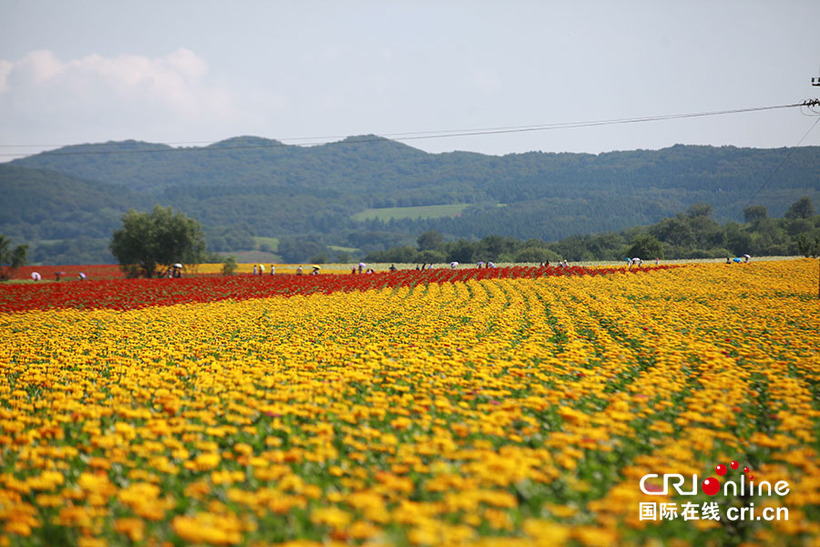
[
  {"xmin": 0, "ymin": 60, "xmax": 12, "ymax": 93},
  {"xmin": 0, "ymin": 48, "xmax": 238, "ymax": 143},
  {"xmin": 17, "ymin": 50, "xmax": 67, "ymax": 83}
]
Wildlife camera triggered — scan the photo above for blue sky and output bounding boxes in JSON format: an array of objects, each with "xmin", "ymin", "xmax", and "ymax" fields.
[{"xmin": 1, "ymin": 0, "xmax": 819, "ymax": 160}]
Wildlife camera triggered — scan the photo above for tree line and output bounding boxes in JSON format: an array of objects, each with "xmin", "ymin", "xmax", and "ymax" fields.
[
  {"xmin": 364, "ymin": 197, "xmax": 820, "ymax": 264},
  {"xmin": 5, "ymin": 141, "xmax": 819, "ymax": 264},
  {"xmin": 3, "ymin": 197, "xmax": 817, "ymax": 280}
]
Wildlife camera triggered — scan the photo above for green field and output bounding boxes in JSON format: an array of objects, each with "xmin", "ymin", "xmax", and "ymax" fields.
[
  {"xmin": 327, "ymin": 245, "xmax": 358, "ymax": 253},
  {"xmin": 351, "ymin": 203, "xmax": 471, "ymax": 222},
  {"xmin": 230, "ymin": 250, "xmax": 281, "ymax": 263},
  {"xmin": 252, "ymin": 236, "xmax": 279, "ymax": 251}
]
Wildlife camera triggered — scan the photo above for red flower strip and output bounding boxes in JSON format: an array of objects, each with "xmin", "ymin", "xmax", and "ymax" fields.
[{"xmin": 0, "ymin": 265, "xmax": 678, "ymax": 312}]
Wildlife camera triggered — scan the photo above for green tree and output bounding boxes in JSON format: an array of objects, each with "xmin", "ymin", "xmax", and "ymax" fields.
[
  {"xmin": 795, "ymin": 234, "xmax": 820, "ymax": 258},
  {"xmin": 446, "ymin": 239, "xmax": 476, "ymax": 263},
  {"xmin": 785, "ymin": 196, "xmax": 815, "ymax": 219},
  {"xmin": 747, "ymin": 217, "xmax": 789, "ymax": 256},
  {"xmin": 335, "ymin": 251, "xmax": 353, "ymax": 264},
  {"xmin": 650, "ymin": 216, "xmax": 696, "ymax": 247},
  {"xmin": 743, "ymin": 205, "xmax": 769, "ymax": 224},
  {"xmin": 222, "ymin": 255, "xmax": 238, "ymax": 276},
  {"xmin": 277, "ymin": 236, "xmax": 326, "ymax": 263},
  {"xmin": 686, "ymin": 202, "xmax": 713, "ymax": 218},
  {"xmin": 309, "ymin": 252, "xmax": 329, "ymax": 264},
  {"xmin": 725, "ymin": 221, "xmax": 752, "ymax": 255},
  {"xmin": 552, "ymin": 235, "xmax": 595, "ymax": 262},
  {"xmin": 417, "ymin": 249, "xmax": 446, "ymax": 264},
  {"xmin": 514, "ymin": 246, "xmax": 560, "ymax": 263},
  {"xmin": 626, "ymin": 235, "xmax": 664, "ymax": 260},
  {"xmin": 110, "ymin": 206, "xmax": 207, "ymax": 278},
  {"xmin": 417, "ymin": 230, "xmax": 445, "ymax": 251},
  {"xmin": 476, "ymin": 235, "xmax": 519, "ymax": 262},
  {"xmin": 0, "ymin": 235, "xmax": 28, "ymax": 280}
]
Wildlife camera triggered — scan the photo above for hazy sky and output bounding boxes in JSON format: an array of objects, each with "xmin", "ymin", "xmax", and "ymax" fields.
[{"xmin": 1, "ymin": 0, "xmax": 819, "ymax": 160}]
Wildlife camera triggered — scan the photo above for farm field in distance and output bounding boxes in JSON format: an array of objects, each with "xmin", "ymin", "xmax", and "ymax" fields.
[
  {"xmin": 0, "ymin": 259, "xmax": 818, "ymax": 545},
  {"xmin": 351, "ymin": 203, "xmax": 473, "ymax": 222}
]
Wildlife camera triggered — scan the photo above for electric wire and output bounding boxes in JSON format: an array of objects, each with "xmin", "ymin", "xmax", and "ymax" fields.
[{"xmin": 739, "ymin": 114, "xmax": 820, "ymax": 216}]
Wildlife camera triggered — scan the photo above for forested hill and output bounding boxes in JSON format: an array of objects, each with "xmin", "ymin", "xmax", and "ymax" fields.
[{"xmin": 3, "ymin": 136, "xmax": 820, "ymax": 264}]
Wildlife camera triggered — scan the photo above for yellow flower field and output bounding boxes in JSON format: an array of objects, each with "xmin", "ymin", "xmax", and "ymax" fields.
[{"xmin": 1, "ymin": 260, "xmax": 819, "ymax": 546}]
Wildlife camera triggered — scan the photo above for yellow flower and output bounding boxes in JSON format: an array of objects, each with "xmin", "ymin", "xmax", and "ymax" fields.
[
  {"xmin": 185, "ymin": 452, "xmax": 221, "ymax": 471},
  {"xmin": 171, "ymin": 512, "xmax": 243, "ymax": 545},
  {"xmin": 114, "ymin": 517, "xmax": 145, "ymax": 542},
  {"xmin": 310, "ymin": 506, "xmax": 351, "ymax": 529}
]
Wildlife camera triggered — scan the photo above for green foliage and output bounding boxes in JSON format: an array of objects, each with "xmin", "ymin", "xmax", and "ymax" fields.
[
  {"xmin": 366, "ymin": 235, "xmax": 561, "ymax": 265},
  {"xmin": 0, "ymin": 235, "xmax": 28, "ymax": 280},
  {"xmin": 309, "ymin": 253, "xmax": 329, "ymax": 264},
  {"xmin": 725, "ymin": 221, "xmax": 753, "ymax": 256},
  {"xmin": 205, "ymin": 223, "xmax": 256, "ymax": 252},
  {"xmin": 686, "ymin": 202, "xmax": 713, "ymax": 218},
  {"xmin": 446, "ymin": 239, "xmax": 477, "ymax": 263},
  {"xmin": 369, "ymin": 196, "xmax": 820, "ymax": 263},
  {"xmin": 334, "ymin": 251, "xmax": 353, "ymax": 263},
  {"xmin": 744, "ymin": 205, "xmax": 769, "ymax": 223},
  {"xmin": 277, "ymin": 236, "xmax": 329, "ymax": 264},
  {"xmin": 514, "ymin": 246, "xmax": 561, "ymax": 263},
  {"xmin": 795, "ymin": 233, "xmax": 820, "ymax": 258},
  {"xmin": 5, "ymin": 140, "xmax": 820, "ymax": 264},
  {"xmin": 31, "ymin": 237, "xmax": 114, "ymax": 264},
  {"xmin": 366, "ymin": 246, "xmax": 419, "ymax": 264},
  {"xmin": 109, "ymin": 206, "xmax": 207, "ymax": 278},
  {"xmin": 626, "ymin": 235, "xmax": 665, "ymax": 260},
  {"xmin": 650, "ymin": 216, "xmax": 696, "ymax": 247},
  {"xmin": 475, "ymin": 235, "xmax": 520, "ymax": 262},
  {"xmin": 222, "ymin": 256, "xmax": 238, "ymax": 276},
  {"xmin": 785, "ymin": 196, "xmax": 815, "ymax": 219},
  {"xmin": 417, "ymin": 249, "xmax": 447, "ymax": 264},
  {"xmin": 417, "ymin": 230, "xmax": 445, "ymax": 252}
]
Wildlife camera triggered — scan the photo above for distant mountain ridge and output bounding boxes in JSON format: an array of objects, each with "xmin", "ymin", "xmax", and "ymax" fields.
[{"xmin": 3, "ymin": 136, "xmax": 819, "ymax": 264}]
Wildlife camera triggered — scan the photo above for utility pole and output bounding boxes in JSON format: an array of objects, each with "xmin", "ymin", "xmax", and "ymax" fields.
[
  {"xmin": 809, "ymin": 70, "xmax": 820, "ymax": 297},
  {"xmin": 809, "ymin": 68, "xmax": 820, "ymax": 297}
]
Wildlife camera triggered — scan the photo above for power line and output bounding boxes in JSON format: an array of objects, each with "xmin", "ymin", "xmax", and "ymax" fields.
[
  {"xmin": 385, "ymin": 102, "xmax": 812, "ymax": 141},
  {"xmin": 0, "ymin": 101, "xmax": 816, "ymax": 159},
  {"xmin": 740, "ymin": 114, "xmax": 820, "ymax": 216}
]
